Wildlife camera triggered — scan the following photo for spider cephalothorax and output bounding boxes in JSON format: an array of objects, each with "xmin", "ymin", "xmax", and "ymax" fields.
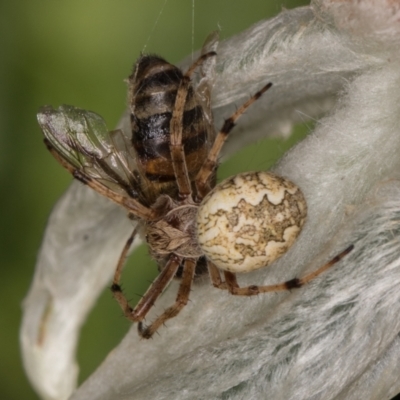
[
  {"xmin": 146, "ymin": 198, "xmax": 202, "ymax": 261},
  {"xmin": 38, "ymin": 33, "xmax": 352, "ymax": 338}
]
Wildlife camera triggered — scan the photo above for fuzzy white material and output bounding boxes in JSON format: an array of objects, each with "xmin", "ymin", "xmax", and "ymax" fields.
[{"xmin": 21, "ymin": 1, "xmax": 400, "ymax": 399}]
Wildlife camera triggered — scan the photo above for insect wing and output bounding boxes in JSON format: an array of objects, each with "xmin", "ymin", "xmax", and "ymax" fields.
[
  {"xmin": 195, "ymin": 31, "xmax": 219, "ymax": 128},
  {"xmin": 38, "ymin": 105, "xmax": 138, "ymax": 197}
]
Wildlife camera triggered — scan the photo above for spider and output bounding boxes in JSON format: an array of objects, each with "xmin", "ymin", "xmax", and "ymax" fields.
[{"xmin": 38, "ymin": 33, "xmax": 353, "ymax": 338}]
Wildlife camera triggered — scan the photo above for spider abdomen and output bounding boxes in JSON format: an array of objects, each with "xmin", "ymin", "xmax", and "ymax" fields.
[{"xmin": 196, "ymin": 171, "xmax": 307, "ymax": 273}]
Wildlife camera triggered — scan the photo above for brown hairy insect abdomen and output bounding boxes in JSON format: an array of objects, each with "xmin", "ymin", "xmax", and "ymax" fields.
[{"xmin": 129, "ymin": 55, "xmax": 213, "ymax": 203}]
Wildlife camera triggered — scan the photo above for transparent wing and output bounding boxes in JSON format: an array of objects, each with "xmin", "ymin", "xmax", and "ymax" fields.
[
  {"xmin": 38, "ymin": 105, "xmax": 139, "ymax": 199},
  {"xmin": 196, "ymin": 31, "xmax": 219, "ymax": 129}
]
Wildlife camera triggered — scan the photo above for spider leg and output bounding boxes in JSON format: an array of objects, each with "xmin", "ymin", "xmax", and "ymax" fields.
[
  {"xmin": 220, "ymin": 245, "xmax": 354, "ymax": 296},
  {"xmin": 110, "ymin": 227, "xmax": 138, "ymax": 315},
  {"xmin": 111, "ymin": 251, "xmax": 181, "ymax": 326},
  {"xmin": 169, "ymin": 52, "xmax": 216, "ymax": 199},
  {"xmin": 208, "ymin": 260, "xmax": 228, "ymax": 290},
  {"xmin": 195, "ymin": 82, "xmax": 273, "ymax": 199},
  {"xmin": 138, "ymin": 258, "xmax": 196, "ymax": 338},
  {"xmin": 44, "ymin": 139, "xmax": 157, "ymax": 220}
]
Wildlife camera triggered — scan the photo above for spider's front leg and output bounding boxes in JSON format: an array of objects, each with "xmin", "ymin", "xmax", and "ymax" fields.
[
  {"xmin": 169, "ymin": 51, "xmax": 216, "ymax": 199},
  {"xmin": 42, "ymin": 139, "xmax": 156, "ymax": 221},
  {"xmin": 195, "ymin": 82, "xmax": 272, "ymax": 199}
]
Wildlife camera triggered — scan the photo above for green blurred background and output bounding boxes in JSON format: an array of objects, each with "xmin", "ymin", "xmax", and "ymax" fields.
[{"xmin": 0, "ymin": 1, "xmax": 310, "ymax": 398}]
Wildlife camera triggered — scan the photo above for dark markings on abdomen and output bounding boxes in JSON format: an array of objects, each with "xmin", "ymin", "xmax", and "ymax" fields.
[{"xmin": 128, "ymin": 54, "xmax": 213, "ymax": 196}]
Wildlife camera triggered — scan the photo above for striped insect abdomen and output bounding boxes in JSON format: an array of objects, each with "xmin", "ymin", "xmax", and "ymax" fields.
[{"xmin": 128, "ymin": 55, "xmax": 213, "ymax": 203}]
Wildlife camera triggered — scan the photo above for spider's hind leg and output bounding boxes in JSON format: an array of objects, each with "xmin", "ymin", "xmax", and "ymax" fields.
[
  {"xmin": 138, "ymin": 258, "xmax": 196, "ymax": 338},
  {"xmin": 219, "ymin": 245, "xmax": 354, "ymax": 296},
  {"xmin": 111, "ymin": 239, "xmax": 182, "ymax": 332}
]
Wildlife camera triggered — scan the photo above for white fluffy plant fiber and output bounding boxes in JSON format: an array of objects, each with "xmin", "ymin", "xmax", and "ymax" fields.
[{"xmin": 21, "ymin": 1, "xmax": 400, "ymax": 399}]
